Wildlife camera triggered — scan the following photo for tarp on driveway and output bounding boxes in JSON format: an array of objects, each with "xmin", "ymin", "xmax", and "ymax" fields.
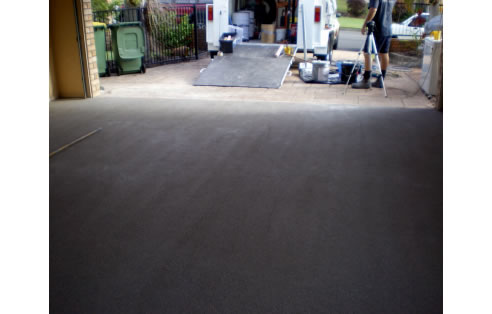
[{"xmin": 193, "ymin": 43, "xmax": 297, "ymax": 89}]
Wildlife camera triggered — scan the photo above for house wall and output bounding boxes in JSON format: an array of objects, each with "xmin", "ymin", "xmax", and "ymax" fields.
[{"xmin": 80, "ymin": 0, "xmax": 101, "ymax": 97}]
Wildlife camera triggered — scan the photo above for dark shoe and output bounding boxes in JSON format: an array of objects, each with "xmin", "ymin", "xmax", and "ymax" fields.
[
  {"xmin": 352, "ymin": 79, "xmax": 371, "ymax": 89},
  {"xmin": 372, "ymin": 76, "xmax": 384, "ymax": 88}
]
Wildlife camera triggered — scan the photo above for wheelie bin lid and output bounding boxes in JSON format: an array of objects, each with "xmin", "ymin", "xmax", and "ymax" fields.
[
  {"xmin": 93, "ymin": 22, "xmax": 107, "ymax": 29},
  {"xmin": 108, "ymin": 22, "xmax": 142, "ymax": 29}
]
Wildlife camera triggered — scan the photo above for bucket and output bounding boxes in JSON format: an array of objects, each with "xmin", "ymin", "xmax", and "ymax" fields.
[
  {"xmin": 241, "ymin": 25, "xmax": 249, "ymax": 41},
  {"xmin": 276, "ymin": 28, "xmax": 286, "ymax": 42},
  {"xmin": 232, "ymin": 12, "xmax": 250, "ymax": 41},
  {"xmin": 312, "ymin": 61, "xmax": 330, "ymax": 82},
  {"xmin": 339, "ymin": 61, "xmax": 362, "ymax": 84},
  {"xmin": 241, "ymin": 10, "xmax": 255, "ymax": 38},
  {"xmin": 431, "ymin": 30, "xmax": 442, "ymax": 40}
]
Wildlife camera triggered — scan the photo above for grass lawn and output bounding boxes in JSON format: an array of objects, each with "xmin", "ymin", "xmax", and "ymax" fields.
[
  {"xmin": 339, "ymin": 16, "xmax": 365, "ymax": 29},
  {"xmin": 337, "ymin": 0, "xmax": 347, "ymax": 14}
]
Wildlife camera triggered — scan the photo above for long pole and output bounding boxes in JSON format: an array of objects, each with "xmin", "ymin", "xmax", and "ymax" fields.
[
  {"xmin": 301, "ymin": 3, "xmax": 307, "ymax": 62},
  {"xmin": 286, "ymin": 0, "xmax": 291, "ymax": 33},
  {"xmin": 49, "ymin": 128, "xmax": 102, "ymax": 158}
]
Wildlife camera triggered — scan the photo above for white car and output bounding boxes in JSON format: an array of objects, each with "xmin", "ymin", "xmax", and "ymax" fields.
[{"xmin": 391, "ymin": 13, "xmax": 429, "ymax": 39}]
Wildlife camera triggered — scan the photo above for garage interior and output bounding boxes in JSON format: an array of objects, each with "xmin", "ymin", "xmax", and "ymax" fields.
[{"xmin": 49, "ymin": 1, "xmax": 443, "ymax": 313}]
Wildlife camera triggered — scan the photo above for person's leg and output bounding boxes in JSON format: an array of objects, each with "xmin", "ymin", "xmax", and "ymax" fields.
[
  {"xmin": 352, "ymin": 38, "xmax": 372, "ymax": 89},
  {"xmin": 379, "ymin": 53, "xmax": 389, "ymax": 77},
  {"xmin": 364, "ymin": 53, "xmax": 372, "ymax": 77},
  {"xmin": 372, "ymin": 36, "xmax": 391, "ymax": 88},
  {"xmin": 380, "ymin": 53, "xmax": 389, "ymax": 71}
]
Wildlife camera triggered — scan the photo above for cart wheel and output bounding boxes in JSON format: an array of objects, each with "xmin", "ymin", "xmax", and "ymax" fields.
[
  {"xmin": 116, "ymin": 67, "xmax": 121, "ymax": 76},
  {"xmin": 140, "ymin": 64, "xmax": 146, "ymax": 74}
]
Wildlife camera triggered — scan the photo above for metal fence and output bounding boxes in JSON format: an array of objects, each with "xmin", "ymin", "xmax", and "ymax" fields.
[
  {"xmin": 93, "ymin": 5, "xmax": 208, "ymax": 74},
  {"xmin": 392, "ymin": 2, "xmax": 443, "ymax": 39}
]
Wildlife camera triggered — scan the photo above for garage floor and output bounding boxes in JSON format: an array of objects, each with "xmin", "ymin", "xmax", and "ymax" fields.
[{"xmin": 50, "ymin": 97, "xmax": 442, "ymax": 313}]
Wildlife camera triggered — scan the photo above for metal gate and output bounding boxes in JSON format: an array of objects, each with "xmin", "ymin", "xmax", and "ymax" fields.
[{"xmin": 93, "ymin": 5, "xmax": 208, "ymax": 74}]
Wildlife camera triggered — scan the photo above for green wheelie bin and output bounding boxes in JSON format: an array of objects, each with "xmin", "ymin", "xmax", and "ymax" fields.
[
  {"xmin": 108, "ymin": 22, "xmax": 146, "ymax": 75},
  {"xmin": 93, "ymin": 22, "xmax": 109, "ymax": 76}
]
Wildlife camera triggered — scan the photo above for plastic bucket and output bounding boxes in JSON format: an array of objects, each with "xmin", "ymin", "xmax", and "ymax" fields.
[
  {"xmin": 431, "ymin": 30, "xmax": 442, "ymax": 40},
  {"xmin": 241, "ymin": 10, "xmax": 255, "ymax": 38},
  {"xmin": 232, "ymin": 12, "xmax": 250, "ymax": 41},
  {"xmin": 276, "ymin": 28, "xmax": 286, "ymax": 42}
]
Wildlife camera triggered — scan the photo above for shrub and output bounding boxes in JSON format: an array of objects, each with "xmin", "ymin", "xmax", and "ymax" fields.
[
  {"xmin": 392, "ymin": 2, "xmax": 413, "ymax": 23},
  {"xmin": 92, "ymin": 0, "xmax": 122, "ymax": 11},
  {"xmin": 147, "ymin": 6, "xmax": 194, "ymax": 50},
  {"xmin": 347, "ymin": 0, "xmax": 367, "ymax": 17},
  {"xmin": 158, "ymin": 11, "xmax": 194, "ymax": 49},
  {"xmin": 126, "ymin": 0, "xmax": 142, "ymax": 8}
]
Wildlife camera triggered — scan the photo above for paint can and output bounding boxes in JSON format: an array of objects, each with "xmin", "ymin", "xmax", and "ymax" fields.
[
  {"xmin": 240, "ymin": 10, "xmax": 255, "ymax": 38},
  {"xmin": 232, "ymin": 12, "xmax": 250, "ymax": 41},
  {"xmin": 312, "ymin": 60, "xmax": 331, "ymax": 82},
  {"xmin": 276, "ymin": 28, "xmax": 286, "ymax": 42}
]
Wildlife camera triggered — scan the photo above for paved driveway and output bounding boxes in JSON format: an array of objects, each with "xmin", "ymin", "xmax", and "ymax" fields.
[{"xmin": 99, "ymin": 50, "xmax": 433, "ymax": 109}]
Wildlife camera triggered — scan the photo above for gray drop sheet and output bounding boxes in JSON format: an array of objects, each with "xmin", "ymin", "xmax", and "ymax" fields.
[{"xmin": 194, "ymin": 44, "xmax": 296, "ymax": 89}]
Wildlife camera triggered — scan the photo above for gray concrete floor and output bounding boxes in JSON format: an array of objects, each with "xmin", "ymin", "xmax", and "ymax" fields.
[{"xmin": 50, "ymin": 96, "xmax": 442, "ymax": 313}]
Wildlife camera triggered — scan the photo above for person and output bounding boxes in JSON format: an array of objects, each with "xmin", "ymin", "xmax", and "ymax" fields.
[{"xmin": 352, "ymin": 0, "xmax": 396, "ymax": 89}]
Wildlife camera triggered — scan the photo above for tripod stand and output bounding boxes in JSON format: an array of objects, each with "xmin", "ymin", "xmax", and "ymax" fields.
[{"xmin": 344, "ymin": 21, "xmax": 387, "ymax": 97}]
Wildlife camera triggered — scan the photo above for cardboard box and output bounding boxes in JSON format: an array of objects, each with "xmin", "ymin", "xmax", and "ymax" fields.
[{"xmin": 261, "ymin": 24, "xmax": 275, "ymax": 43}]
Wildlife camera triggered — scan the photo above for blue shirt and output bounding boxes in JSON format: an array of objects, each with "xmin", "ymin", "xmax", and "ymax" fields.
[{"xmin": 369, "ymin": 0, "xmax": 396, "ymax": 36}]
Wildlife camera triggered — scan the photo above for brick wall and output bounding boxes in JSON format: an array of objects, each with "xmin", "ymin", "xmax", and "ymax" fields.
[
  {"xmin": 390, "ymin": 39, "xmax": 420, "ymax": 53},
  {"xmin": 82, "ymin": 0, "xmax": 100, "ymax": 97}
]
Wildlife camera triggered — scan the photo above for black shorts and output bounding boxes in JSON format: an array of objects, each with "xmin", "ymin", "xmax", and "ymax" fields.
[{"xmin": 363, "ymin": 33, "xmax": 392, "ymax": 54}]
